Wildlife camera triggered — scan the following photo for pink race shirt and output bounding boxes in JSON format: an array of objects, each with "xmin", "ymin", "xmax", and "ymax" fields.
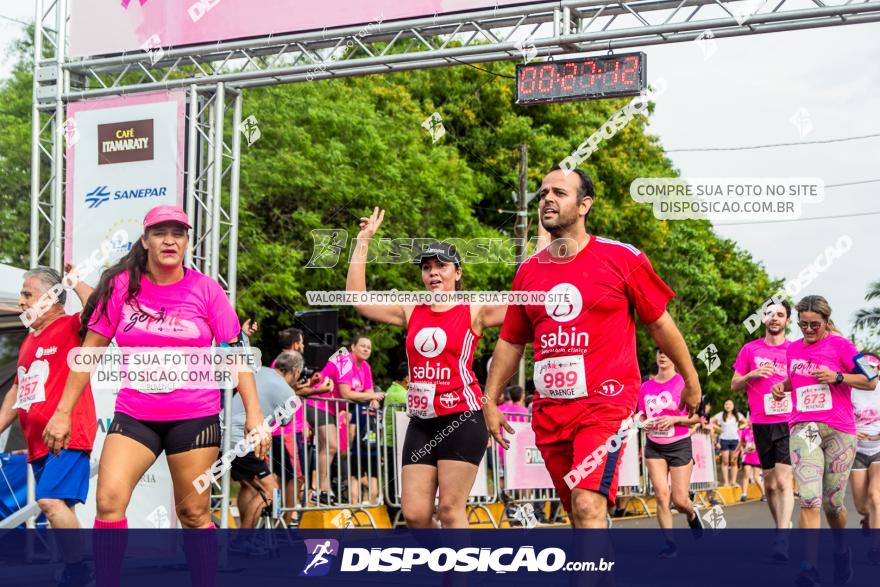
[
  {"xmin": 786, "ymin": 334, "xmax": 860, "ymax": 434},
  {"xmin": 88, "ymin": 269, "xmax": 240, "ymax": 421},
  {"xmin": 499, "ymin": 402, "xmax": 530, "ymax": 423},
  {"xmin": 305, "ymin": 352, "xmax": 373, "ymax": 416},
  {"xmin": 637, "ymin": 374, "xmax": 690, "ymax": 444},
  {"xmin": 733, "ymin": 339, "xmax": 792, "ymax": 425}
]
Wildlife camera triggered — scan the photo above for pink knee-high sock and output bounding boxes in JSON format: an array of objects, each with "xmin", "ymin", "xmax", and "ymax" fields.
[
  {"xmin": 183, "ymin": 523, "xmax": 218, "ymax": 587},
  {"xmin": 93, "ymin": 518, "xmax": 128, "ymax": 587}
]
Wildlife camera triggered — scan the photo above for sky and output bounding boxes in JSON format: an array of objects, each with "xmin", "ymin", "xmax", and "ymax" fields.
[{"xmin": 1, "ymin": 2, "xmax": 877, "ymax": 343}]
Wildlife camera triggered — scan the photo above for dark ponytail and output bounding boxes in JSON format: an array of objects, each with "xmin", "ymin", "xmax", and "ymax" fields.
[{"xmin": 80, "ymin": 237, "xmax": 150, "ymax": 338}]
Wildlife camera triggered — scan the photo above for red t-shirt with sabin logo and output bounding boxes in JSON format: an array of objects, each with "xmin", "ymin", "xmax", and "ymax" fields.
[
  {"xmin": 405, "ymin": 304, "xmax": 482, "ymax": 418},
  {"xmin": 501, "ymin": 236, "xmax": 674, "ymax": 418},
  {"xmin": 15, "ymin": 313, "xmax": 97, "ymax": 462}
]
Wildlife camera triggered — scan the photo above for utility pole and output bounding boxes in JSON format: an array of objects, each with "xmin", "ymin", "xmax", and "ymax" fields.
[{"xmin": 515, "ymin": 144, "xmax": 528, "ymax": 389}]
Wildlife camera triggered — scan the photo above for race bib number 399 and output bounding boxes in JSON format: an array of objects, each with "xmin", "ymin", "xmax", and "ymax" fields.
[
  {"xmin": 764, "ymin": 392, "xmax": 792, "ymax": 415},
  {"xmin": 796, "ymin": 384, "xmax": 832, "ymax": 412},
  {"xmin": 534, "ymin": 355, "xmax": 587, "ymax": 400},
  {"xmin": 407, "ymin": 382, "xmax": 437, "ymax": 418}
]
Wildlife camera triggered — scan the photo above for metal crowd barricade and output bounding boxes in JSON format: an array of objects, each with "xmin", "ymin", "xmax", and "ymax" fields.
[
  {"xmin": 276, "ymin": 397, "xmax": 384, "ymax": 528},
  {"xmin": 496, "ymin": 413, "xmax": 564, "ymax": 526},
  {"xmin": 687, "ymin": 429, "xmax": 719, "ymax": 506},
  {"xmin": 614, "ymin": 428, "xmax": 650, "ymax": 517},
  {"xmin": 383, "ymin": 404, "xmax": 498, "ymax": 528}
]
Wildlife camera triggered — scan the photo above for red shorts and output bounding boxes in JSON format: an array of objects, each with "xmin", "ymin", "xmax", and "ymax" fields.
[{"xmin": 532, "ymin": 401, "xmax": 633, "ymax": 514}]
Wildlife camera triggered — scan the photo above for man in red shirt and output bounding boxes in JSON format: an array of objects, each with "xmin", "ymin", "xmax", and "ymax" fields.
[
  {"xmin": 484, "ymin": 166, "xmax": 702, "ymax": 528},
  {"xmin": 0, "ymin": 267, "xmax": 96, "ymax": 586}
]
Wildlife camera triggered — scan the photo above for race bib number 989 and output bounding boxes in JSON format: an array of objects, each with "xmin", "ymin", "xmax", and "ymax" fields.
[
  {"xmin": 534, "ymin": 356, "xmax": 587, "ymax": 400},
  {"xmin": 407, "ymin": 382, "xmax": 437, "ymax": 418}
]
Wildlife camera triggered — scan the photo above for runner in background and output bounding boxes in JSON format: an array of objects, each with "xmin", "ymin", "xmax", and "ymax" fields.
[
  {"xmin": 738, "ymin": 418, "xmax": 765, "ymax": 503},
  {"xmin": 498, "ymin": 385, "xmax": 529, "ymax": 421},
  {"xmin": 850, "ymin": 352, "xmax": 880, "ymax": 564},
  {"xmin": 731, "ymin": 299, "xmax": 794, "ymax": 558},
  {"xmin": 712, "ymin": 399, "xmax": 745, "ymax": 487},
  {"xmin": 484, "ymin": 166, "xmax": 702, "ymax": 528},
  {"xmin": 771, "ymin": 295, "xmax": 876, "ymax": 586},
  {"xmin": 347, "ymin": 208, "xmax": 506, "ymax": 528},
  {"xmin": 638, "ymin": 350, "xmax": 702, "ymax": 558},
  {"xmin": 42, "ymin": 206, "xmax": 267, "ymax": 587},
  {"xmin": 0, "ymin": 267, "xmax": 95, "ymax": 587}
]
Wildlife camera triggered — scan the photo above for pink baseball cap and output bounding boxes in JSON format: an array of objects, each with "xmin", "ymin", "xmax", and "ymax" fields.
[{"xmin": 143, "ymin": 205, "xmax": 192, "ymax": 230}]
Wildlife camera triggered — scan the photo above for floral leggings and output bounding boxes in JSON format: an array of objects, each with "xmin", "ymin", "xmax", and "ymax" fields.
[{"xmin": 789, "ymin": 421, "xmax": 856, "ymax": 513}]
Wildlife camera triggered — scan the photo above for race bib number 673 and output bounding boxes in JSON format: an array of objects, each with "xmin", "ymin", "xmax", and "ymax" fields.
[
  {"xmin": 534, "ymin": 355, "xmax": 587, "ymax": 400},
  {"xmin": 796, "ymin": 384, "xmax": 832, "ymax": 412}
]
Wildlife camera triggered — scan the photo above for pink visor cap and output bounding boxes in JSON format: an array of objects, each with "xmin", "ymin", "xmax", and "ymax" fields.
[{"xmin": 143, "ymin": 205, "xmax": 192, "ymax": 230}]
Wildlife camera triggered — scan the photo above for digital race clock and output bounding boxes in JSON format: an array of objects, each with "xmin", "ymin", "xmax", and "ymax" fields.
[{"xmin": 515, "ymin": 53, "xmax": 647, "ymax": 105}]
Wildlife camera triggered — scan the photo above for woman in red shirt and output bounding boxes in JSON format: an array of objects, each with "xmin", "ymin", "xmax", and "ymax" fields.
[{"xmin": 347, "ymin": 208, "xmax": 506, "ymax": 528}]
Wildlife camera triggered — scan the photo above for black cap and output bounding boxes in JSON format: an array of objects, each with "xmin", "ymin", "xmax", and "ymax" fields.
[{"xmin": 412, "ymin": 241, "xmax": 461, "ymax": 266}]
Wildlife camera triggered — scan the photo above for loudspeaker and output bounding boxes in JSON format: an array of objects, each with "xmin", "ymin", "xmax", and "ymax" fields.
[
  {"xmin": 303, "ymin": 343, "xmax": 335, "ymax": 370},
  {"xmin": 294, "ymin": 309, "xmax": 338, "ymax": 348}
]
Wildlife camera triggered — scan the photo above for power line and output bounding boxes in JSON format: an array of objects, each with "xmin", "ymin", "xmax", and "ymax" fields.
[
  {"xmin": 449, "ymin": 58, "xmax": 515, "ymax": 79},
  {"xmin": 667, "ymin": 132, "xmax": 880, "ymax": 153},
  {"xmin": 0, "ymin": 15, "xmax": 30, "ymax": 27},
  {"xmin": 826, "ymin": 178, "xmax": 880, "ymax": 189},
  {"xmin": 715, "ymin": 210, "xmax": 880, "ymax": 227}
]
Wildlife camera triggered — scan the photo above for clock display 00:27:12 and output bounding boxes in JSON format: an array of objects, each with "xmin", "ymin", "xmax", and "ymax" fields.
[{"xmin": 516, "ymin": 54, "xmax": 645, "ymax": 104}]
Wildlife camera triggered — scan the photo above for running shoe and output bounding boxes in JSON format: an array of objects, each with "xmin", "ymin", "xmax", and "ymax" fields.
[
  {"xmin": 832, "ymin": 548, "xmax": 853, "ymax": 585},
  {"xmin": 760, "ymin": 495, "xmax": 767, "ymax": 502},
  {"xmin": 794, "ymin": 561, "xmax": 820, "ymax": 587},
  {"xmin": 658, "ymin": 541, "xmax": 678, "ymax": 559},
  {"xmin": 739, "ymin": 495, "xmax": 747, "ymax": 503},
  {"xmin": 771, "ymin": 536, "xmax": 790, "ymax": 562},
  {"xmin": 687, "ymin": 505, "xmax": 704, "ymax": 539},
  {"xmin": 868, "ymin": 546, "xmax": 880, "ymax": 566},
  {"xmin": 56, "ymin": 563, "xmax": 94, "ymax": 587},
  {"xmin": 860, "ymin": 516, "xmax": 870, "ymax": 537}
]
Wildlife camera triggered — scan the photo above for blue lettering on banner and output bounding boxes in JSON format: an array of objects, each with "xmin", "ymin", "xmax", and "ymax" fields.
[{"xmin": 114, "ymin": 186, "xmax": 168, "ymax": 200}]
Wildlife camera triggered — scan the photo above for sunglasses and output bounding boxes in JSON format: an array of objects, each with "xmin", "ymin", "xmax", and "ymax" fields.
[{"xmin": 797, "ymin": 320, "xmax": 824, "ymax": 331}]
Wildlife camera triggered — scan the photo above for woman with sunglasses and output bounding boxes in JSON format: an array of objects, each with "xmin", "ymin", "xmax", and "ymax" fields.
[
  {"xmin": 347, "ymin": 207, "xmax": 506, "ymax": 528},
  {"xmin": 43, "ymin": 206, "xmax": 267, "ymax": 585},
  {"xmin": 771, "ymin": 295, "xmax": 876, "ymax": 585}
]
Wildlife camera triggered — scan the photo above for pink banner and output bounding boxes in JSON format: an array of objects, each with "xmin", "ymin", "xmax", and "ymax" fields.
[
  {"xmin": 689, "ymin": 433, "xmax": 716, "ymax": 485},
  {"xmin": 70, "ymin": 0, "xmax": 530, "ymax": 58},
  {"xmin": 504, "ymin": 421, "xmax": 553, "ymax": 490}
]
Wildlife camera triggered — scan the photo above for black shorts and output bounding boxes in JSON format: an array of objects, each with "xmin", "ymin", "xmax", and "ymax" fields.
[
  {"xmin": 402, "ymin": 411, "xmax": 488, "ymax": 467},
  {"xmin": 644, "ymin": 436, "xmax": 693, "ymax": 468},
  {"xmin": 230, "ymin": 452, "xmax": 271, "ymax": 482},
  {"xmin": 270, "ymin": 435, "xmax": 302, "ymax": 479},
  {"xmin": 350, "ymin": 451, "xmax": 380, "ymax": 477},
  {"xmin": 108, "ymin": 412, "xmax": 221, "ymax": 457},
  {"xmin": 752, "ymin": 423, "xmax": 791, "ymax": 470},
  {"xmin": 304, "ymin": 407, "xmax": 336, "ymax": 430}
]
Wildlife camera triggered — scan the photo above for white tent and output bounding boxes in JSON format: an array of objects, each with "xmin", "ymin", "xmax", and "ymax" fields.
[{"xmin": 0, "ymin": 263, "xmax": 25, "ymax": 326}]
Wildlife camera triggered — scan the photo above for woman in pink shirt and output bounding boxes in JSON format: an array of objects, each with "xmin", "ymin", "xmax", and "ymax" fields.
[
  {"xmin": 771, "ymin": 295, "xmax": 875, "ymax": 585},
  {"xmin": 302, "ymin": 335, "xmax": 382, "ymax": 504},
  {"xmin": 637, "ymin": 350, "xmax": 703, "ymax": 558},
  {"xmin": 42, "ymin": 207, "xmax": 267, "ymax": 583}
]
